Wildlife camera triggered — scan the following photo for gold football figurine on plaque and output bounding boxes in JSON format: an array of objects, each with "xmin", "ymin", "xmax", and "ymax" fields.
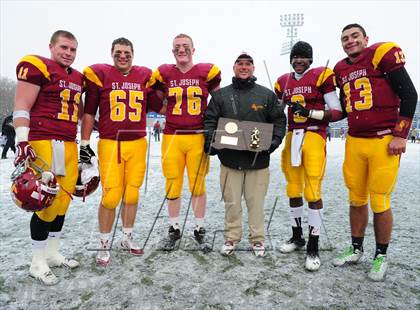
[{"xmin": 250, "ymin": 127, "xmax": 261, "ymax": 149}]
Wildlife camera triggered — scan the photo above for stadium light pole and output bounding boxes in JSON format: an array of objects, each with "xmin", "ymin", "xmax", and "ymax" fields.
[{"xmin": 280, "ymin": 13, "xmax": 304, "ymax": 55}]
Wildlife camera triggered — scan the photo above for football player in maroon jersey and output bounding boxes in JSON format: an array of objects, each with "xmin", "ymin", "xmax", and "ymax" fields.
[
  {"xmin": 274, "ymin": 41, "xmax": 342, "ymax": 271},
  {"xmin": 81, "ymin": 38, "xmax": 161, "ymax": 266},
  {"xmin": 332, "ymin": 24, "xmax": 418, "ymax": 281},
  {"xmin": 13, "ymin": 30, "xmax": 83, "ymax": 285},
  {"xmin": 150, "ymin": 34, "xmax": 221, "ymax": 246}
]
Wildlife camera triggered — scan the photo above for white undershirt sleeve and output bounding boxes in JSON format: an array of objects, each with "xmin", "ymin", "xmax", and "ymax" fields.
[{"xmin": 323, "ymin": 91, "xmax": 342, "ymax": 112}]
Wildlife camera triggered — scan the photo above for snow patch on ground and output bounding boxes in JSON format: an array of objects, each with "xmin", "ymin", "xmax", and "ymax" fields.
[{"xmin": 0, "ymin": 138, "xmax": 419, "ymax": 309}]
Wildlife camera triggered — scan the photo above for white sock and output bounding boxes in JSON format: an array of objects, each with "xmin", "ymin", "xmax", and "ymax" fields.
[
  {"xmin": 122, "ymin": 227, "xmax": 133, "ymax": 236},
  {"xmin": 308, "ymin": 208, "xmax": 322, "ymax": 236},
  {"xmin": 169, "ymin": 217, "xmax": 180, "ymax": 227},
  {"xmin": 32, "ymin": 239, "xmax": 48, "ymax": 250},
  {"xmin": 48, "ymin": 231, "xmax": 62, "ymax": 239},
  {"xmin": 195, "ymin": 217, "xmax": 204, "ymax": 228},
  {"xmin": 100, "ymin": 233, "xmax": 110, "ymax": 242},
  {"xmin": 289, "ymin": 206, "xmax": 303, "ymax": 227}
]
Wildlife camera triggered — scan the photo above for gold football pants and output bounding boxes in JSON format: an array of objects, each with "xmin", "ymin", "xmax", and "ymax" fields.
[
  {"xmin": 281, "ymin": 131, "xmax": 326, "ymax": 202},
  {"xmin": 98, "ymin": 138, "xmax": 147, "ymax": 209},
  {"xmin": 343, "ymin": 135, "xmax": 400, "ymax": 213},
  {"xmin": 161, "ymin": 134, "xmax": 209, "ymax": 199},
  {"xmin": 30, "ymin": 140, "xmax": 78, "ymax": 222}
]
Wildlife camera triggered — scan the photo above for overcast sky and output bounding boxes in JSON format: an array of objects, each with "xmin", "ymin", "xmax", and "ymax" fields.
[{"xmin": 1, "ymin": 0, "xmax": 419, "ymax": 91}]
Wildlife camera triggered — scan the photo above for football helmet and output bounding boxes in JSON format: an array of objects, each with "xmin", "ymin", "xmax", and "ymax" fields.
[
  {"xmin": 73, "ymin": 157, "xmax": 100, "ymax": 199},
  {"xmin": 10, "ymin": 159, "xmax": 59, "ymax": 212}
]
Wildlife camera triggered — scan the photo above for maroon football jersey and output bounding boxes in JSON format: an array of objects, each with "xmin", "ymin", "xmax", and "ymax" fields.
[
  {"xmin": 16, "ymin": 55, "xmax": 83, "ymax": 141},
  {"xmin": 275, "ymin": 67, "xmax": 336, "ymax": 138},
  {"xmin": 334, "ymin": 42, "xmax": 405, "ymax": 138},
  {"xmin": 151, "ymin": 63, "xmax": 221, "ymax": 134},
  {"xmin": 84, "ymin": 64, "xmax": 154, "ymax": 140}
]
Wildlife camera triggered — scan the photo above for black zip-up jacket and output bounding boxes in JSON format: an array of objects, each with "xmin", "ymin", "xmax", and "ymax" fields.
[
  {"xmin": 1, "ymin": 115, "xmax": 15, "ymax": 138},
  {"xmin": 204, "ymin": 77, "xmax": 286, "ymax": 170}
]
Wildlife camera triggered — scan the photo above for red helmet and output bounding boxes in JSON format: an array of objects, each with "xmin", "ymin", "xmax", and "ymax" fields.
[
  {"xmin": 73, "ymin": 158, "xmax": 100, "ymax": 199},
  {"xmin": 10, "ymin": 162, "xmax": 59, "ymax": 212}
]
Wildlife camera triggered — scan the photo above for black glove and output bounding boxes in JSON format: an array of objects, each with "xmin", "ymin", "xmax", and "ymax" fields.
[
  {"xmin": 208, "ymin": 147, "xmax": 218, "ymax": 156},
  {"xmin": 204, "ymin": 133, "xmax": 219, "ymax": 156},
  {"xmin": 204, "ymin": 141, "xmax": 218, "ymax": 156},
  {"xmin": 79, "ymin": 144, "xmax": 96, "ymax": 164},
  {"xmin": 264, "ymin": 137, "xmax": 282, "ymax": 154},
  {"xmin": 291, "ymin": 101, "xmax": 310, "ymax": 117}
]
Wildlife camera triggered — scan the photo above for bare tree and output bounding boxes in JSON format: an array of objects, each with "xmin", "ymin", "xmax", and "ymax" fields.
[{"xmin": 0, "ymin": 76, "xmax": 16, "ymax": 125}]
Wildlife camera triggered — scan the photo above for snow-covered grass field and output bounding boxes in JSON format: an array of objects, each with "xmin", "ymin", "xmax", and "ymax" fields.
[{"xmin": 0, "ymin": 136, "xmax": 419, "ymax": 310}]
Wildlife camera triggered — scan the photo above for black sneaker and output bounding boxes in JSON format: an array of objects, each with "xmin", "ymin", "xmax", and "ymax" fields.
[
  {"xmin": 193, "ymin": 226, "xmax": 206, "ymax": 244},
  {"xmin": 168, "ymin": 225, "xmax": 181, "ymax": 241}
]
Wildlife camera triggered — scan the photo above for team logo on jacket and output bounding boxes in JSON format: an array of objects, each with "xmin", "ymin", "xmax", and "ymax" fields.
[{"xmin": 251, "ymin": 103, "xmax": 264, "ymax": 111}]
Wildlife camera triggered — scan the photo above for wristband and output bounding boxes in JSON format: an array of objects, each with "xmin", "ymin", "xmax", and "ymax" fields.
[
  {"xmin": 81, "ymin": 140, "xmax": 90, "ymax": 147},
  {"xmin": 13, "ymin": 110, "xmax": 30, "ymax": 120},
  {"xmin": 309, "ymin": 110, "xmax": 325, "ymax": 121},
  {"xmin": 15, "ymin": 126, "xmax": 30, "ymax": 143}
]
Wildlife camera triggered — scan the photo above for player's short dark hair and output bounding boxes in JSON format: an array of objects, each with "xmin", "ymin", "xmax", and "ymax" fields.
[
  {"xmin": 112, "ymin": 37, "xmax": 134, "ymax": 52},
  {"xmin": 173, "ymin": 33, "xmax": 194, "ymax": 47},
  {"xmin": 50, "ymin": 30, "xmax": 77, "ymax": 44},
  {"xmin": 342, "ymin": 23, "xmax": 367, "ymax": 37}
]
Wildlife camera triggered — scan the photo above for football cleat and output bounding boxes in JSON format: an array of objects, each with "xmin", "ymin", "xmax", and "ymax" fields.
[
  {"xmin": 30, "ymin": 269, "xmax": 59, "ymax": 286},
  {"xmin": 332, "ymin": 246, "xmax": 364, "ymax": 267},
  {"xmin": 368, "ymin": 254, "xmax": 388, "ymax": 282},
  {"xmin": 10, "ymin": 158, "xmax": 59, "ymax": 212},
  {"xmin": 121, "ymin": 233, "xmax": 144, "ymax": 256},
  {"xmin": 193, "ymin": 226, "xmax": 206, "ymax": 244},
  {"xmin": 221, "ymin": 241, "xmax": 236, "ymax": 256},
  {"xmin": 73, "ymin": 158, "xmax": 100, "ymax": 199},
  {"xmin": 30, "ymin": 250, "xmax": 59, "ymax": 286},
  {"xmin": 160, "ymin": 225, "xmax": 181, "ymax": 251},
  {"xmin": 252, "ymin": 242, "xmax": 266, "ymax": 257},
  {"xmin": 96, "ymin": 240, "xmax": 111, "ymax": 267},
  {"xmin": 305, "ymin": 251, "xmax": 321, "ymax": 271},
  {"xmin": 168, "ymin": 224, "xmax": 181, "ymax": 242},
  {"xmin": 45, "ymin": 238, "xmax": 80, "ymax": 269},
  {"xmin": 278, "ymin": 237, "xmax": 306, "ymax": 253},
  {"xmin": 48, "ymin": 256, "xmax": 80, "ymax": 269}
]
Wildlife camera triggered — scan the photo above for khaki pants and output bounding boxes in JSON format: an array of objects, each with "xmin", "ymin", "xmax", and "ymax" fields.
[{"xmin": 220, "ymin": 164, "xmax": 269, "ymax": 243}]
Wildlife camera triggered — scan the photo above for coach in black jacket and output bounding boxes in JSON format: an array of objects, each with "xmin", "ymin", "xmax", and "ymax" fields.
[
  {"xmin": 1, "ymin": 114, "xmax": 16, "ymax": 159},
  {"xmin": 204, "ymin": 53, "xmax": 286, "ymax": 256}
]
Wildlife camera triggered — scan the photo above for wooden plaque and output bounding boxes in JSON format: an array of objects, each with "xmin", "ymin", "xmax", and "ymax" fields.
[{"xmin": 212, "ymin": 117, "xmax": 273, "ymax": 152}]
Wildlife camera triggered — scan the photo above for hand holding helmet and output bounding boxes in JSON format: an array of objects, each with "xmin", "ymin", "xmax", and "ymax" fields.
[
  {"xmin": 79, "ymin": 144, "xmax": 96, "ymax": 164},
  {"xmin": 10, "ymin": 158, "xmax": 59, "ymax": 212},
  {"xmin": 73, "ymin": 156, "xmax": 100, "ymax": 199},
  {"xmin": 14, "ymin": 141, "xmax": 36, "ymax": 167}
]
